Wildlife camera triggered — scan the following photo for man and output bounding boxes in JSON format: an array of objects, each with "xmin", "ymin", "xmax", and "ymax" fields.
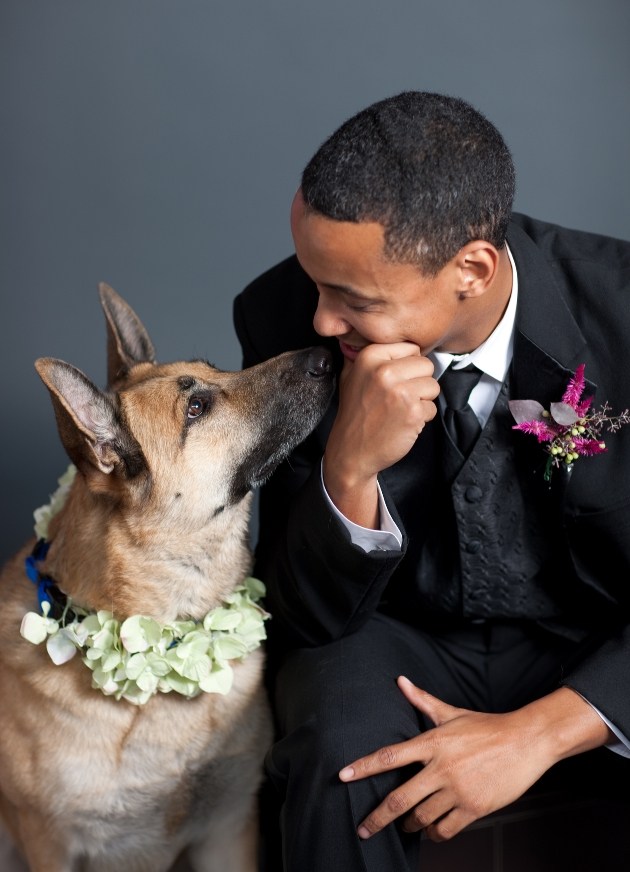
[{"xmin": 233, "ymin": 91, "xmax": 630, "ymax": 871}]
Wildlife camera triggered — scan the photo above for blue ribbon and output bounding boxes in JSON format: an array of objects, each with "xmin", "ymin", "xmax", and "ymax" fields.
[{"xmin": 25, "ymin": 539, "xmax": 55, "ymax": 610}]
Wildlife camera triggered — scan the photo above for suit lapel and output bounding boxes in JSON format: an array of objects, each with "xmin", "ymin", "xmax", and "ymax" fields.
[
  {"xmin": 506, "ymin": 222, "xmax": 603, "ymax": 507},
  {"xmin": 508, "ymin": 221, "xmax": 598, "ymax": 404}
]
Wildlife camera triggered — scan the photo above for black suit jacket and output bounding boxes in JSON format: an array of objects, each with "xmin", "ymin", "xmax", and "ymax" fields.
[{"xmin": 233, "ymin": 213, "xmax": 630, "ymax": 735}]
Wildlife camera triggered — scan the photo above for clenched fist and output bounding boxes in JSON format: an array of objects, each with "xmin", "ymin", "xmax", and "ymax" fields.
[{"xmin": 323, "ymin": 343, "xmax": 439, "ymax": 528}]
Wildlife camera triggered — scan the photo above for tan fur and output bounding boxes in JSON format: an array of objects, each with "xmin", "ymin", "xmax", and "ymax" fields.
[{"xmin": 0, "ymin": 284, "xmax": 334, "ymax": 871}]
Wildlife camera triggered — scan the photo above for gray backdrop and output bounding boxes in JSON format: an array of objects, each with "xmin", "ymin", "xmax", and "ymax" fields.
[{"xmin": 2, "ymin": 0, "xmax": 629, "ymax": 564}]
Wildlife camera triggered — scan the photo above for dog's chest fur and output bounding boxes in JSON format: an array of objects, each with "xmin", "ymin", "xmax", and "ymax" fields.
[{"xmin": 0, "ymin": 550, "xmax": 270, "ymax": 866}]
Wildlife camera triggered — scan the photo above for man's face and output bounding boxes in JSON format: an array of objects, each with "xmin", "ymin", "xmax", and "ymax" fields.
[{"xmin": 290, "ymin": 191, "xmax": 472, "ymax": 360}]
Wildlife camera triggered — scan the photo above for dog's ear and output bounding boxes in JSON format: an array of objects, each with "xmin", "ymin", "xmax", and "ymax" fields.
[
  {"xmin": 99, "ymin": 283, "xmax": 156, "ymax": 386},
  {"xmin": 35, "ymin": 357, "xmax": 145, "ymax": 477}
]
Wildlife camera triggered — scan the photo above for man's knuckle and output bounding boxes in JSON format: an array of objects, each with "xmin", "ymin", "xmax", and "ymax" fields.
[
  {"xmin": 467, "ymin": 792, "xmax": 490, "ymax": 819},
  {"xmin": 376, "ymin": 745, "xmax": 398, "ymax": 767},
  {"xmin": 375, "ymin": 364, "xmax": 397, "ymax": 390},
  {"xmin": 363, "ymin": 813, "xmax": 382, "ymax": 833},
  {"xmin": 385, "ymin": 789, "xmax": 409, "ymax": 815},
  {"xmin": 410, "ymin": 806, "xmax": 431, "ymax": 829},
  {"xmin": 431, "ymin": 818, "xmax": 456, "ymax": 842},
  {"xmin": 424, "ymin": 399, "xmax": 438, "ymax": 420}
]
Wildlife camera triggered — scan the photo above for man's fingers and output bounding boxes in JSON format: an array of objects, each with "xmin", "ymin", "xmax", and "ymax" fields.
[
  {"xmin": 397, "ymin": 676, "xmax": 461, "ymax": 726},
  {"xmin": 424, "ymin": 807, "xmax": 476, "ymax": 843},
  {"xmin": 355, "ymin": 782, "xmax": 475, "ymax": 843},
  {"xmin": 339, "ymin": 738, "xmax": 420, "ymax": 783},
  {"xmin": 338, "ymin": 682, "xmax": 459, "ymax": 784},
  {"xmin": 360, "ymin": 341, "xmax": 423, "ymax": 361},
  {"xmin": 339, "ymin": 742, "xmax": 417, "ymax": 781},
  {"xmin": 338, "ymin": 683, "xmax": 470, "ymax": 785},
  {"xmin": 401, "ymin": 790, "xmax": 453, "ymax": 834},
  {"xmin": 362, "ymin": 345, "xmax": 435, "ymax": 382},
  {"xmin": 352, "ymin": 771, "xmax": 436, "ymax": 839}
]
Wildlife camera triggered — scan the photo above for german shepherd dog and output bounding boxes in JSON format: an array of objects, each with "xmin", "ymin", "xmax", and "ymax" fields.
[{"xmin": 0, "ymin": 285, "xmax": 334, "ymax": 871}]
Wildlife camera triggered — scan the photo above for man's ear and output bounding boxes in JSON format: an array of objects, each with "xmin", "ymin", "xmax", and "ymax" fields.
[{"xmin": 455, "ymin": 241, "xmax": 501, "ymax": 298}]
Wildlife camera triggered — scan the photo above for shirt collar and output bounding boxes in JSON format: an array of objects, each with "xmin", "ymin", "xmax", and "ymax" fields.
[{"xmin": 430, "ymin": 243, "xmax": 517, "ymax": 383}]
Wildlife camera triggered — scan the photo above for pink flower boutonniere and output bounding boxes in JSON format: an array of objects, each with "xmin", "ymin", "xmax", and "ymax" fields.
[{"xmin": 509, "ymin": 364, "xmax": 630, "ymax": 481}]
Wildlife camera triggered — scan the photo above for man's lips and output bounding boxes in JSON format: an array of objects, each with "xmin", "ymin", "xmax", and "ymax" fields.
[{"xmin": 338, "ymin": 340, "xmax": 365, "ymax": 361}]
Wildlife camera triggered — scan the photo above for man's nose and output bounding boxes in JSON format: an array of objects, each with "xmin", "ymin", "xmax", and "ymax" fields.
[{"xmin": 313, "ymin": 295, "xmax": 351, "ymax": 337}]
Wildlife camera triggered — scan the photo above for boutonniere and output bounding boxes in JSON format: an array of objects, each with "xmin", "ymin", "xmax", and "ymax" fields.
[{"xmin": 509, "ymin": 364, "xmax": 630, "ymax": 481}]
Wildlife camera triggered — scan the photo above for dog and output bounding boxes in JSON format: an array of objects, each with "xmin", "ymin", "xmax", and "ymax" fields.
[{"xmin": 0, "ymin": 284, "xmax": 334, "ymax": 871}]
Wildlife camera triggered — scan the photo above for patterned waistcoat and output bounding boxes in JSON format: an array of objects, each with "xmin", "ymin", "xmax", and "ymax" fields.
[{"xmin": 381, "ymin": 378, "xmax": 601, "ymax": 639}]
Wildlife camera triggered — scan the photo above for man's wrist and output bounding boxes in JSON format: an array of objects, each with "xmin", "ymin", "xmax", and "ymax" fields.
[
  {"xmin": 320, "ymin": 462, "xmax": 403, "ymax": 553},
  {"xmin": 322, "ymin": 454, "xmax": 380, "ymax": 529},
  {"xmin": 521, "ymin": 687, "xmax": 614, "ymax": 766}
]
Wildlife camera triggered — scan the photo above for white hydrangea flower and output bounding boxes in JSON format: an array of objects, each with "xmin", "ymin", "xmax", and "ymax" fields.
[
  {"xmin": 21, "ymin": 575, "xmax": 269, "ymax": 705},
  {"xmin": 33, "ymin": 465, "xmax": 77, "ymax": 540}
]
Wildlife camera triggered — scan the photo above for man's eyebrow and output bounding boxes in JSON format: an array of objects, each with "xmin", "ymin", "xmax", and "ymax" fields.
[{"xmin": 319, "ymin": 282, "xmax": 382, "ymax": 303}]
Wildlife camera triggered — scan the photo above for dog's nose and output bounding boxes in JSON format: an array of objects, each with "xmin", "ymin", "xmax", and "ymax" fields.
[{"xmin": 305, "ymin": 347, "xmax": 333, "ymax": 378}]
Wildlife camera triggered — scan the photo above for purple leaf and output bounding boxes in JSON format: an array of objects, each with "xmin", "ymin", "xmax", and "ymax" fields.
[
  {"xmin": 508, "ymin": 399, "xmax": 545, "ymax": 423},
  {"xmin": 549, "ymin": 401, "xmax": 579, "ymax": 426}
]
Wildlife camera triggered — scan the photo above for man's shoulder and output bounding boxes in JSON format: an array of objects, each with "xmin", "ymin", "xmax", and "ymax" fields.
[
  {"xmin": 234, "ymin": 255, "xmax": 325, "ymax": 362},
  {"xmin": 238, "ymin": 254, "xmax": 314, "ymax": 304},
  {"xmin": 510, "ymin": 213, "xmax": 630, "ymax": 269}
]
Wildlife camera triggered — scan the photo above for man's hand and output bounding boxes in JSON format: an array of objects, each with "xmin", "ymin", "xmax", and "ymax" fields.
[
  {"xmin": 339, "ymin": 677, "xmax": 613, "ymax": 842},
  {"xmin": 323, "ymin": 343, "xmax": 438, "ymax": 528}
]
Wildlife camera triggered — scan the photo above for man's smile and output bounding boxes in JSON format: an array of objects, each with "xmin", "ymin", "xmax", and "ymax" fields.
[{"xmin": 338, "ymin": 339, "xmax": 365, "ymax": 361}]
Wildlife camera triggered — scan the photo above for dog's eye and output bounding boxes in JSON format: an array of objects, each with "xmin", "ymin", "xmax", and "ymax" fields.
[{"xmin": 187, "ymin": 397, "xmax": 206, "ymax": 419}]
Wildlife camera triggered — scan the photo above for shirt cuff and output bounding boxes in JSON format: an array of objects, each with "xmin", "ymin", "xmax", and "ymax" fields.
[
  {"xmin": 578, "ymin": 694, "xmax": 630, "ymax": 758},
  {"xmin": 320, "ymin": 463, "xmax": 403, "ymax": 553}
]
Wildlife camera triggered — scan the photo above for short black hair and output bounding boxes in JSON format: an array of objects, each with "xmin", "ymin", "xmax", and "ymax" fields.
[{"xmin": 301, "ymin": 91, "xmax": 516, "ymax": 275}]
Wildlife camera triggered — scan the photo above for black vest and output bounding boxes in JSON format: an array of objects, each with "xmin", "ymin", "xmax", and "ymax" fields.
[{"xmin": 380, "ymin": 378, "xmax": 603, "ymax": 639}]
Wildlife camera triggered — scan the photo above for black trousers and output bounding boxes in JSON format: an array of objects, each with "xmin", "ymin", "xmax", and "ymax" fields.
[{"xmin": 263, "ymin": 613, "xmax": 584, "ymax": 872}]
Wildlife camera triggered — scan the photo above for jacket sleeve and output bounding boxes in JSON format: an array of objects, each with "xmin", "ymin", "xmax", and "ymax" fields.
[
  {"xmin": 233, "ymin": 268, "xmax": 406, "ymax": 648},
  {"xmin": 563, "ymin": 625, "xmax": 630, "ymax": 741},
  {"xmin": 559, "ymin": 479, "xmax": 630, "ymax": 736}
]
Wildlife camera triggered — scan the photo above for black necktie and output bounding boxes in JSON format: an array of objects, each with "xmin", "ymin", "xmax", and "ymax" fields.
[{"xmin": 440, "ymin": 363, "xmax": 482, "ymax": 456}]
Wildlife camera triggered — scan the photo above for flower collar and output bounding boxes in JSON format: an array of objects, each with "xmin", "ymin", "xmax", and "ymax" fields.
[
  {"xmin": 509, "ymin": 364, "xmax": 630, "ymax": 481},
  {"xmin": 21, "ymin": 466, "xmax": 269, "ymax": 705}
]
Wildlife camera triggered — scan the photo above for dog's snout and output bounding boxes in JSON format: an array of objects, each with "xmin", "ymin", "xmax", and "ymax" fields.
[{"xmin": 304, "ymin": 347, "xmax": 333, "ymax": 378}]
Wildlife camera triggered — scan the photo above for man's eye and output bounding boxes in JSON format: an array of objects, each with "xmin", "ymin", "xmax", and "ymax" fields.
[
  {"xmin": 187, "ymin": 397, "xmax": 206, "ymax": 419},
  {"xmin": 344, "ymin": 299, "xmax": 378, "ymax": 313}
]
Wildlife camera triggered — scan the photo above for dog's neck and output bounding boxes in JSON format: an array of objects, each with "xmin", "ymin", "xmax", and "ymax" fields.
[{"xmin": 42, "ymin": 476, "xmax": 254, "ymax": 623}]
